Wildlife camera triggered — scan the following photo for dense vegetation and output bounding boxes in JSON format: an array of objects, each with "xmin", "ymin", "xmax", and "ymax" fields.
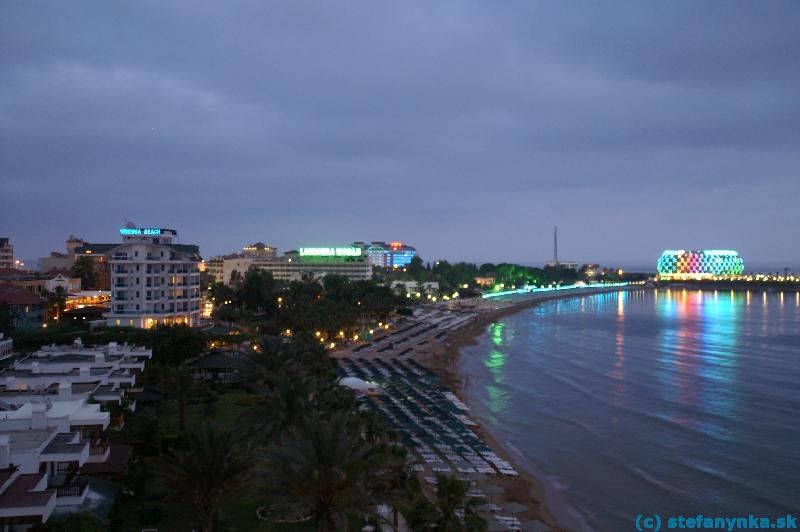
[
  {"xmin": 376, "ymin": 255, "xmax": 633, "ymax": 293},
  {"xmin": 94, "ymin": 332, "xmax": 486, "ymax": 531},
  {"xmin": 209, "ymin": 270, "xmax": 406, "ymax": 340}
]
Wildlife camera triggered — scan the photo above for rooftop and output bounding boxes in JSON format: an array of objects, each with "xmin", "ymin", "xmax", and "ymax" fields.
[
  {"xmin": 0, "ymin": 284, "xmax": 44, "ymax": 305},
  {"xmin": 0, "ymin": 472, "xmax": 54, "ymax": 509},
  {"xmin": 0, "ymin": 429, "xmax": 55, "ymax": 453}
]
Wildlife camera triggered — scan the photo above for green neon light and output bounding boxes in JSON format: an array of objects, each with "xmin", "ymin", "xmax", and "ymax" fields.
[{"xmin": 299, "ymin": 247, "xmax": 362, "ymax": 257}]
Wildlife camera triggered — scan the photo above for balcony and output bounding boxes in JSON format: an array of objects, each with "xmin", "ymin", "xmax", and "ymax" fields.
[
  {"xmin": 88, "ymin": 441, "xmax": 111, "ymax": 462},
  {"xmin": 54, "ymin": 475, "xmax": 89, "ymax": 498}
]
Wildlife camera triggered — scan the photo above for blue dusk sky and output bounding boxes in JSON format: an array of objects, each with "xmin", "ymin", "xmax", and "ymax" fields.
[{"xmin": 1, "ymin": 1, "xmax": 799, "ymax": 271}]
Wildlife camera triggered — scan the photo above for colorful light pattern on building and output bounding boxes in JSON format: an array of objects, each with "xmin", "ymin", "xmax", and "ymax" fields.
[
  {"xmin": 657, "ymin": 250, "xmax": 744, "ymax": 280},
  {"xmin": 358, "ymin": 241, "xmax": 417, "ymax": 268}
]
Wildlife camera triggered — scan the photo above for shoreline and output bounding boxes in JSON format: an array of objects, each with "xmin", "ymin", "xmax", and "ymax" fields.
[{"xmin": 412, "ymin": 287, "xmax": 642, "ymax": 531}]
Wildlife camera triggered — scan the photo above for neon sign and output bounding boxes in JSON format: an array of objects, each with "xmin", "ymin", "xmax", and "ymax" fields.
[
  {"xmin": 299, "ymin": 247, "xmax": 362, "ymax": 257},
  {"xmin": 119, "ymin": 228, "xmax": 164, "ymax": 236}
]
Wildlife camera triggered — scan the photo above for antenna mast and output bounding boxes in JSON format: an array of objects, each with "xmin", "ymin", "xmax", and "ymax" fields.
[{"xmin": 553, "ymin": 225, "xmax": 558, "ymax": 264}]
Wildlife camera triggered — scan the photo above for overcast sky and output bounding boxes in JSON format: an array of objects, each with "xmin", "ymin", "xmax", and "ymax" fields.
[{"xmin": 2, "ymin": 1, "xmax": 798, "ymax": 271}]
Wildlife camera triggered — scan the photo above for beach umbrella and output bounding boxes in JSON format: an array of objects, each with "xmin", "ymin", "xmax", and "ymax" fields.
[
  {"xmin": 482, "ymin": 484, "xmax": 505, "ymax": 495},
  {"xmin": 521, "ymin": 519, "xmax": 552, "ymax": 532},
  {"xmin": 502, "ymin": 501, "xmax": 529, "ymax": 514},
  {"xmin": 479, "ymin": 483, "xmax": 505, "ymax": 503}
]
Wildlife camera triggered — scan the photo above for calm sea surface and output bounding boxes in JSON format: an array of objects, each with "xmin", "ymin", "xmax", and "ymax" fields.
[{"xmin": 459, "ymin": 289, "xmax": 800, "ymax": 531}]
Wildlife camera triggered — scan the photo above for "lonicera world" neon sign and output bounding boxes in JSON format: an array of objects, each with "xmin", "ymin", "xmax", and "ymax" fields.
[{"xmin": 298, "ymin": 247, "xmax": 362, "ymax": 257}]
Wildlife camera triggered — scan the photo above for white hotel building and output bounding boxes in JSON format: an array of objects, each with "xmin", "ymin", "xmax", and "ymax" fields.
[{"xmin": 104, "ymin": 227, "xmax": 202, "ymax": 328}]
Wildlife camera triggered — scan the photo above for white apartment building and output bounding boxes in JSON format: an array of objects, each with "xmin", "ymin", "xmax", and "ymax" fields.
[
  {"xmin": 104, "ymin": 227, "xmax": 202, "ymax": 328},
  {"xmin": 0, "ymin": 335, "xmax": 12, "ymax": 360},
  {"xmin": 0, "ymin": 398, "xmax": 110, "ymax": 527},
  {"xmin": 2, "ymin": 340, "xmax": 150, "ymax": 396},
  {"xmin": 0, "ymin": 339, "xmax": 152, "ymax": 528}
]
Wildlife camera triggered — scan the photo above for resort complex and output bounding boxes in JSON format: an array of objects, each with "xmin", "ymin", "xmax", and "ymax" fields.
[{"xmin": 0, "ymin": 338, "xmax": 151, "ymax": 528}]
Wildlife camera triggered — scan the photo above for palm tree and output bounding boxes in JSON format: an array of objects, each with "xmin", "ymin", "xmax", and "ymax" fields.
[
  {"xmin": 46, "ymin": 286, "xmax": 67, "ymax": 322},
  {"xmin": 157, "ymin": 423, "xmax": 252, "ymax": 532},
  {"xmin": 161, "ymin": 366, "xmax": 195, "ymax": 431},
  {"xmin": 434, "ymin": 474, "xmax": 486, "ymax": 531},
  {"xmin": 239, "ymin": 370, "xmax": 315, "ymax": 443},
  {"xmin": 259, "ymin": 411, "xmax": 404, "ymax": 531}
]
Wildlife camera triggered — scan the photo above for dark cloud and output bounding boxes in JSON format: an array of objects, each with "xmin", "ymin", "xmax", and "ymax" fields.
[{"xmin": 1, "ymin": 1, "xmax": 798, "ymax": 270}]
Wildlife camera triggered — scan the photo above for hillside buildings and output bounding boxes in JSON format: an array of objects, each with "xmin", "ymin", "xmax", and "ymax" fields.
[{"xmin": 103, "ymin": 226, "xmax": 202, "ymax": 328}]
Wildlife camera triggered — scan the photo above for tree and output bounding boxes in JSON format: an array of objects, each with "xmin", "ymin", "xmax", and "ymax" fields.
[
  {"xmin": 434, "ymin": 474, "xmax": 486, "ymax": 531},
  {"xmin": 149, "ymin": 324, "xmax": 206, "ymax": 366},
  {"xmin": 160, "ymin": 366, "xmax": 195, "ymax": 431},
  {"xmin": 0, "ymin": 303, "xmax": 16, "ymax": 335},
  {"xmin": 38, "ymin": 511, "xmax": 106, "ymax": 531},
  {"xmin": 240, "ymin": 371, "xmax": 315, "ymax": 442},
  {"xmin": 228, "ymin": 269, "xmax": 243, "ymax": 289},
  {"xmin": 157, "ymin": 424, "xmax": 252, "ymax": 532},
  {"xmin": 72, "ymin": 256, "xmax": 97, "ymax": 290},
  {"xmin": 45, "ymin": 286, "xmax": 67, "ymax": 322},
  {"xmin": 260, "ymin": 412, "xmax": 405, "ymax": 531},
  {"xmin": 407, "ymin": 255, "xmax": 426, "ymax": 279},
  {"xmin": 237, "ymin": 269, "xmax": 277, "ymax": 314}
]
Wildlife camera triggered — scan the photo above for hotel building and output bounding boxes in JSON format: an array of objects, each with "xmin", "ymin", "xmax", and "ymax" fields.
[
  {"xmin": 104, "ymin": 227, "xmax": 202, "ymax": 328},
  {"xmin": 353, "ymin": 241, "xmax": 417, "ymax": 269},
  {"xmin": 207, "ymin": 242, "xmax": 279, "ymax": 285},
  {"xmin": 242, "ymin": 242, "xmax": 276, "ymax": 260},
  {"xmin": 0, "ymin": 239, "xmax": 13, "ymax": 270},
  {"xmin": 37, "ymin": 236, "xmax": 86, "ymax": 273},
  {"xmin": 260, "ymin": 247, "xmax": 372, "ymax": 282}
]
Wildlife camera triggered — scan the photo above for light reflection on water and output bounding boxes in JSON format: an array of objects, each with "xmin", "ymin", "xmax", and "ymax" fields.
[{"xmin": 459, "ymin": 289, "xmax": 800, "ymax": 531}]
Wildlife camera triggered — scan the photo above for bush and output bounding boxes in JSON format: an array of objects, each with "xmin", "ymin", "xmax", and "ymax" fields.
[{"xmin": 137, "ymin": 501, "xmax": 165, "ymax": 525}]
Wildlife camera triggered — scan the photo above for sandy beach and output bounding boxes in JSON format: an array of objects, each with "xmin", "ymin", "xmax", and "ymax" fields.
[{"xmin": 337, "ymin": 286, "xmax": 640, "ymax": 531}]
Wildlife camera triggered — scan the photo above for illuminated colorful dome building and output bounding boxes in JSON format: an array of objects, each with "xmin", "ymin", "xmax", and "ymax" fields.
[{"xmin": 657, "ymin": 250, "xmax": 744, "ymax": 280}]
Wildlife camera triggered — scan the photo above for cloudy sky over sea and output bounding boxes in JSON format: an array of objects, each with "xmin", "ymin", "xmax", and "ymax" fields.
[{"xmin": 2, "ymin": 2, "xmax": 798, "ymax": 269}]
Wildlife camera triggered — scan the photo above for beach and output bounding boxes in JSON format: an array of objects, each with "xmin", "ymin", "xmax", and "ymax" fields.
[
  {"xmin": 337, "ymin": 286, "xmax": 639, "ymax": 531},
  {"xmin": 412, "ymin": 293, "xmax": 621, "ymax": 532}
]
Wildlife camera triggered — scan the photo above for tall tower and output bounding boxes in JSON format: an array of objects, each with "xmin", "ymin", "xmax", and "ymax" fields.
[{"xmin": 553, "ymin": 225, "xmax": 558, "ymax": 264}]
